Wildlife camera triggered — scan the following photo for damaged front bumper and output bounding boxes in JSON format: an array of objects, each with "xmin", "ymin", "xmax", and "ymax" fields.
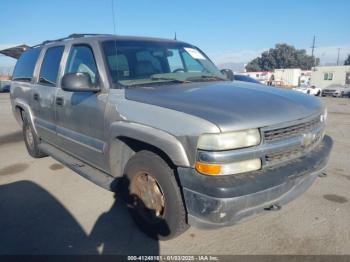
[{"xmin": 177, "ymin": 135, "xmax": 333, "ymax": 229}]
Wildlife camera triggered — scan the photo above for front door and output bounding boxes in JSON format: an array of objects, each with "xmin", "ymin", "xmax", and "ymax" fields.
[
  {"xmin": 32, "ymin": 45, "xmax": 65, "ymax": 144},
  {"xmin": 55, "ymin": 44, "xmax": 108, "ymax": 171}
]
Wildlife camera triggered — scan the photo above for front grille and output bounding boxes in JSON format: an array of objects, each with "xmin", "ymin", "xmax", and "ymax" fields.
[
  {"xmin": 265, "ymin": 136, "xmax": 321, "ymax": 165},
  {"xmin": 264, "ymin": 116, "xmax": 322, "ymax": 142},
  {"xmin": 323, "ymin": 89, "xmax": 335, "ymax": 94}
]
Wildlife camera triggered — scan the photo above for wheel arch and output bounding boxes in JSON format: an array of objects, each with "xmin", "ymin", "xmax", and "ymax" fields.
[
  {"xmin": 12, "ymin": 99, "xmax": 38, "ymax": 136},
  {"xmin": 107, "ymin": 121, "xmax": 190, "ymax": 178}
]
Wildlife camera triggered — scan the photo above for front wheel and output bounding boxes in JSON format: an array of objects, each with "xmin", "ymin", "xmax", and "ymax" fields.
[{"xmin": 123, "ymin": 150, "xmax": 188, "ymax": 240}]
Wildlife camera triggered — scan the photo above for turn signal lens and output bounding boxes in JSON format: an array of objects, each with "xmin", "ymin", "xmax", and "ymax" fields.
[
  {"xmin": 195, "ymin": 162, "xmax": 221, "ymax": 176},
  {"xmin": 195, "ymin": 158, "xmax": 261, "ymax": 176}
]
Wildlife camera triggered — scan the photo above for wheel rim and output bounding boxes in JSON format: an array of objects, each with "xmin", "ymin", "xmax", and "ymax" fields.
[
  {"xmin": 130, "ymin": 172, "xmax": 165, "ymax": 224},
  {"xmin": 25, "ymin": 126, "xmax": 34, "ymax": 150}
]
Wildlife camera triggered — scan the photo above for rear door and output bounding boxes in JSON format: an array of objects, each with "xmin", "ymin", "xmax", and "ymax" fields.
[
  {"xmin": 55, "ymin": 43, "xmax": 108, "ymax": 171},
  {"xmin": 32, "ymin": 45, "xmax": 65, "ymax": 144}
]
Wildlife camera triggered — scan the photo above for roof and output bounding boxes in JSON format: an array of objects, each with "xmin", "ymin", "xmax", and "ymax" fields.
[
  {"xmin": 0, "ymin": 44, "xmax": 31, "ymax": 59},
  {"xmin": 0, "ymin": 34, "xmax": 187, "ymax": 60},
  {"xmin": 33, "ymin": 33, "xmax": 184, "ymax": 47}
]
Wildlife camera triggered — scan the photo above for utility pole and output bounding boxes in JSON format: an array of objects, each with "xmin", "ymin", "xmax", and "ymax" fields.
[
  {"xmin": 311, "ymin": 36, "xmax": 316, "ymax": 68},
  {"xmin": 337, "ymin": 48, "xmax": 341, "ymax": 66}
]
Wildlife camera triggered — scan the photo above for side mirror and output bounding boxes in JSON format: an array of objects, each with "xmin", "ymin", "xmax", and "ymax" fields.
[
  {"xmin": 220, "ymin": 69, "xmax": 234, "ymax": 81},
  {"xmin": 61, "ymin": 72, "xmax": 100, "ymax": 92}
]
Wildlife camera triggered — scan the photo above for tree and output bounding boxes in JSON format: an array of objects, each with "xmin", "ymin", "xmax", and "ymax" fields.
[
  {"xmin": 345, "ymin": 54, "xmax": 350, "ymax": 65},
  {"xmin": 245, "ymin": 43, "xmax": 319, "ymax": 72}
]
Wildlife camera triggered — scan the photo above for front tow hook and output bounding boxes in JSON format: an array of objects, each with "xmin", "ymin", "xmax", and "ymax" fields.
[{"xmin": 264, "ymin": 204, "xmax": 282, "ymax": 211}]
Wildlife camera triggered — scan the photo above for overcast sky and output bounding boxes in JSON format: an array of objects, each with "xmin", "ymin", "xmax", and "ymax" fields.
[{"xmin": 1, "ymin": 0, "xmax": 349, "ymax": 69}]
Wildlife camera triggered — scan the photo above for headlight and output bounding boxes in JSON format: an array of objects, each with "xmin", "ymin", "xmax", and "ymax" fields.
[{"xmin": 197, "ymin": 129, "xmax": 261, "ymax": 150}]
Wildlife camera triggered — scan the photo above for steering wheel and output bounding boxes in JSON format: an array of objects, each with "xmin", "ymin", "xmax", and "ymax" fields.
[{"xmin": 172, "ymin": 68, "xmax": 185, "ymax": 73}]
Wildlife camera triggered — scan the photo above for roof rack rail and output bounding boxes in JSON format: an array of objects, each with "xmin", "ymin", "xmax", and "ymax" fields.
[{"xmin": 32, "ymin": 33, "xmax": 112, "ymax": 47}]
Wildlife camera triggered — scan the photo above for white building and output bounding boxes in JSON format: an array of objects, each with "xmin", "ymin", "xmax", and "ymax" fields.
[
  {"xmin": 310, "ymin": 66, "xmax": 350, "ymax": 89},
  {"xmin": 243, "ymin": 69, "xmax": 310, "ymax": 87},
  {"xmin": 273, "ymin": 68, "xmax": 301, "ymax": 87}
]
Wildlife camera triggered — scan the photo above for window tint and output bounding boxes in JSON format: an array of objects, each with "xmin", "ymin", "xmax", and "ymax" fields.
[
  {"xmin": 101, "ymin": 40, "xmax": 224, "ymax": 87},
  {"xmin": 39, "ymin": 46, "xmax": 64, "ymax": 86},
  {"xmin": 65, "ymin": 45, "xmax": 97, "ymax": 83},
  {"xmin": 12, "ymin": 47, "xmax": 41, "ymax": 82}
]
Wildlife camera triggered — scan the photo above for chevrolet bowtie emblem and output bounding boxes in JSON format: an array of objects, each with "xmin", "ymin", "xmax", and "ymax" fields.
[{"xmin": 302, "ymin": 133, "xmax": 316, "ymax": 147}]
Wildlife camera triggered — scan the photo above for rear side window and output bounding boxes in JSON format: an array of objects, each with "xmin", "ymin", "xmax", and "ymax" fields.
[
  {"xmin": 12, "ymin": 47, "xmax": 41, "ymax": 82},
  {"xmin": 39, "ymin": 46, "xmax": 64, "ymax": 86}
]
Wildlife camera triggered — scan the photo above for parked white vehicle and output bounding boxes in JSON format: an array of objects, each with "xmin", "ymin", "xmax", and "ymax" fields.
[
  {"xmin": 293, "ymin": 86, "xmax": 308, "ymax": 94},
  {"xmin": 293, "ymin": 86, "xmax": 321, "ymax": 96},
  {"xmin": 307, "ymin": 86, "xmax": 322, "ymax": 96}
]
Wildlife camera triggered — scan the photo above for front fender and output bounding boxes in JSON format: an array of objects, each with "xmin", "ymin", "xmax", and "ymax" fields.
[
  {"xmin": 107, "ymin": 121, "xmax": 190, "ymax": 177},
  {"xmin": 110, "ymin": 121, "xmax": 190, "ymax": 166}
]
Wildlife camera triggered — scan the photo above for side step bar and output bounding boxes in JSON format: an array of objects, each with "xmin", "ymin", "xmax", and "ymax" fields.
[{"xmin": 39, "ymin": 143, "xmax": 120, "ymax": 191}]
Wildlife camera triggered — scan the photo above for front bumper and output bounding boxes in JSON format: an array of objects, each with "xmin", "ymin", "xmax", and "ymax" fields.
[{"xmin": 177, "ymin": 135, "xmax": 333, "ymax": 229}]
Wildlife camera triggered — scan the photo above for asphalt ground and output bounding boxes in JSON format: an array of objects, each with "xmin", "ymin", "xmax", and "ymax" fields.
[{"xmin": 0, "ymin": 93, "xmax": 349, "ymax": 255}]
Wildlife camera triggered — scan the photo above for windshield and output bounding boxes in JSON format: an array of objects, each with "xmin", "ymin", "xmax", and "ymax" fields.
[{"xmin": 102, "ymin": 40, "xmax": 226, "ymax": 87}]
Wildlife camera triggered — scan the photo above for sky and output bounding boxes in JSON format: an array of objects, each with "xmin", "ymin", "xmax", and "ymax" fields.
[{"xmin": 1, "ymin": 0, "xmax": 350, "ymax": 72}]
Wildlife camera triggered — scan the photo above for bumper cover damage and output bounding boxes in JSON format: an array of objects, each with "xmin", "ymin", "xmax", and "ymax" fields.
[{"xmin": 177, "ymin": 135, "xmax": 333, "ymax": 229}]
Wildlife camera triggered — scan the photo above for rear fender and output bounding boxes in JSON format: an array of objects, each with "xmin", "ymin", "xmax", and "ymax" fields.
[{"xmin": 12, "ymin": 98, "xmax": 38, "ymax": 136}]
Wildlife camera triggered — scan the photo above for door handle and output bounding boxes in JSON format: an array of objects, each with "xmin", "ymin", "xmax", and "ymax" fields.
[
  {"xmin": 56, "ymin": 97, "xmax": 64, "ymax": 106},
  {"xmin": 33, "ymin": 93, "xmax": 40, "ymax": 101}
]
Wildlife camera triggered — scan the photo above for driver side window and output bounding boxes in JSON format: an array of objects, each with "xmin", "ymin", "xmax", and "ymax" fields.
[{"xmin": 65, "ymin": 45, "xmax": 98, "ymax": 84}]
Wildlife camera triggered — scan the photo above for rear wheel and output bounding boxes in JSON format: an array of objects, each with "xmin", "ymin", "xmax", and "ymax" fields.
[
  {"xmin": 123, "ymin": 150, "xmax": 188, "ymax": 240},
  {"xmin": 22, "ymin": 114, "xmax": 47, "ymax": 158}
]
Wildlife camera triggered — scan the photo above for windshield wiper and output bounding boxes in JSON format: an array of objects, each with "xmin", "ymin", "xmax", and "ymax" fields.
[
  {"xmin": 150, "ymin": 75, "xmax": 189, "ymax": 83},
  {"xmin": 186, "ymin": 75, "xmax": 226, "ymax": 82}
]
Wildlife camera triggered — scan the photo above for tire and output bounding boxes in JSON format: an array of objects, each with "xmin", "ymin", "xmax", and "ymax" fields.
[
  {"xmin": 22, "ymin": 114, "xmax": 47, "ymax": 158},
  {"xmin": 123, "ymin": 150, "xmax": 188, "ymax": 240}
]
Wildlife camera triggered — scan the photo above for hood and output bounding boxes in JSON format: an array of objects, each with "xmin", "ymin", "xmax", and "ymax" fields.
[{"xmin": 125, "ymin": 81, "xmax": 323, "ymax": 132}]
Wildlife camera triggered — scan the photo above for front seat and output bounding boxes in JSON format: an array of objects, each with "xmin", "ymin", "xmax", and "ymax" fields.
[{"xmin": 134, "ymin": 61, "xmax": 158, "ymax": 78}]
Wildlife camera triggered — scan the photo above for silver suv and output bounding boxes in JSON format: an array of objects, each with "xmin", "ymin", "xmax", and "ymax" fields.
[
  {"xmin": 322, "ymin": 84, "xmax": 350, "ymax": 97},
  {"xmin": 10, "ymin": 34, "xmax": 332, "ymax": 239}
]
